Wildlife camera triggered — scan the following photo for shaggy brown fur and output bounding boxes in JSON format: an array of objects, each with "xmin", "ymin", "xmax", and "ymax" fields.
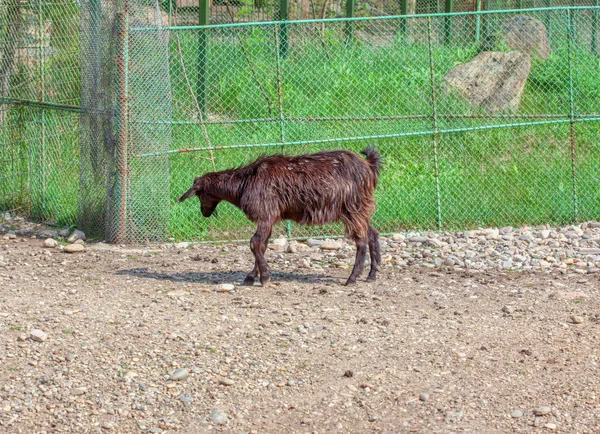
[{"xmin": 179, "ymin": 147, "xmax": 382, "ymax": 286}]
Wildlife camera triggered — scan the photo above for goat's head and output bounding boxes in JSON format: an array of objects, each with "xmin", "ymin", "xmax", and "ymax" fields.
[{"xmin": 178, "ymin": 176, "xmax": 220, "ymax": 218}]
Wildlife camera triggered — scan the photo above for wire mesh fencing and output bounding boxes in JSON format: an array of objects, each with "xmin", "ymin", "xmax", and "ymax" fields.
[{"xmin": 2, "ymin": 3, "xmax": 600, "ymax": 243}]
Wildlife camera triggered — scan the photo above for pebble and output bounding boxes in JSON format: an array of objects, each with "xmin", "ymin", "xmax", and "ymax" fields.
[
  {"xmin": 67, "ymin": 229, "xmax": 86, "ymax": 242},
  {"xmin": 502, "ymin": 306, "xmax": 515, "ymax": 314},
  {"xmin": 535, "ymin": 406, "xmax": 552, "ymax": 416},
  {"xmin": 70, "ymin": 387, "xmax": 87, "ymax": 396},
  {"xmin": 217, "ymin": 283, "xmax": 235, "ymax": 292},
  {"xmin": 511, "ymin": 410, "xmax": 523, "ymax": 418},
  {"xmin": 287, "ymin": 379, "xmax": 296, "ymax": 386},
  {"xmin": 570, "ymin": 315, "xmax": 584, "ymax": 324},
  {"xmin": 179, "ymin": 395, "xmax": 194, "ymax": 403},
  {"xmin": 30, "ymin": 329, "xmax": 48, "ymax": 342},
  {"xmin": 219, "ymin": 377, "xmax": 234, "ymax": 386},
  {"xmin": 101, "ymin": 422, "xmax": 114, "ymax": 430},
  {"xmin": 64, "ymin": 243, "xmax": 84, "ymax": 253},
  {"xmin": 545, "ymin": 423, "xmax": 557, "ymax": 430},
  {"xmin": 320, "ymin": 241, "xmax": 342, "ymax": 250},
  {"xmin": 443, "ymin": 258, "xmax": 455, "ymax": 266},
  {"xmin": 419, "ymin": 393, "xmax": 430, "ymax": 402},
  {"xmin": 37, "ymin": 229, "xmax": 58, "ymax": 239},
  {"xmin": 170, "ymin": 368, "xmax": 189, "ymax": 381},
  {"xmin": 175, "ymin": 242, "xmax": 189, "ymax": 249},
  {"xmin": 210, "ymin": 407, "xmax": 228, "ymax": 425},
  {"xmin": 43, "ymin": 238, "xmax": 58, "ymax": 248}
]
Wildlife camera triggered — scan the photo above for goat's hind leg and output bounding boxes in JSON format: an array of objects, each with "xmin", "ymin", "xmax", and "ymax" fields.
[{"xmin": 366, "ymin": 224, "xmax": 381, "ymax": 281}]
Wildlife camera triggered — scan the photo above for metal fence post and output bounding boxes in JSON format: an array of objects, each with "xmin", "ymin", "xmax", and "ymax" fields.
[
  {"xmin": 345, "ymin": 0, "xmax": 355, "ymax": 42},
  {"xmin": 475, "ymin": 0, "xmax": 482, "ymax": 43},
  {"xmin": 444, "ymin": 0, "xmax": 453, "ymax": 45},
  {"xmin": 115, "ymin": 0, "xmax": 130, "ymax": 243},
  {"xmin": 400, "ymin": 0, "xmax": 408, "ymax": 38},
  {"xmin": 279, "ymin": 0, "xmax": 289, "ymax": 58},
  {"xmin": 567, "ymin": 9, "xmax": 579, "ymax": 221},
  {"xmin": 592, "ymin": 0, "xmax": 599, "ymax": 56},
  {"xmin": 427, "ymin": 17, "xmax": 443, "ymax": 231},
  {"xmin": 38, "ymin": 0, "xmax": 46, "ymax": 218},
  {"xmin": 198, "ymin": 0, "xmax": 209, "ymax": 115}
]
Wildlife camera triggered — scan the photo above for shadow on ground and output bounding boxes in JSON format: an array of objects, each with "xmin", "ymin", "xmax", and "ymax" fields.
[{"xmin": 116, "ymin": 267, "xmax": 343, "ymax": 285}]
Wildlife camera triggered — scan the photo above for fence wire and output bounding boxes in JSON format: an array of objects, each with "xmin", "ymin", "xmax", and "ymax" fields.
[{"xmin": 1, "ymin": 2, "xmax": 600, "ymax": 243}]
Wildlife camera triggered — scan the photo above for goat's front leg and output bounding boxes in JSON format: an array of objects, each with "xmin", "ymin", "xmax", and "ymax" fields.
[{"xmin": 246, "ymin": 223, "xmax": 273, "ymax": 286}]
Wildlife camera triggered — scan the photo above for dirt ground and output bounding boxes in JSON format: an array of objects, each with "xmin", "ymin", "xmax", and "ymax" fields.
[{"xmin": 1, "ymin": 236, "xmax": 600, "ymax": 434}]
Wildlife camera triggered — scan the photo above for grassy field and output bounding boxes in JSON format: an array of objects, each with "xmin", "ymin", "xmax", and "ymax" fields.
[{"xmin": 2, "ymin": 9, "xmax": 600, "ymax": 241}]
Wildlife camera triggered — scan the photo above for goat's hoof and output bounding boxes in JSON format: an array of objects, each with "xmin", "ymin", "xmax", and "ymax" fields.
[
  {"xmin": 366, "ymin": 275, "xmax": 376, "ymax": 282},
  {"xmin": 344, "ymin": 279, "xmax": 356, "ymax": 286},
  {"xmin": 242, "ymin": 277, "xmax": 255, "ymax": 286}
]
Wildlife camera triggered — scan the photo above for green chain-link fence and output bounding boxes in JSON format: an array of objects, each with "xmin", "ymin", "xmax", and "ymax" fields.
[{"xmin": 2, "ymin": 1, "xmax": 600, "ymax": 242}]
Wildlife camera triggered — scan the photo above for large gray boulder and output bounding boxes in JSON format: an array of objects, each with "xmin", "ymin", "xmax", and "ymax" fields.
[
  {"xmin": 499, "ymin": 15, "xmax": 550, "ymax": 59},
  {"xmin": 443, "ymin": 51, "xmax": 531, "ymax": 113}
]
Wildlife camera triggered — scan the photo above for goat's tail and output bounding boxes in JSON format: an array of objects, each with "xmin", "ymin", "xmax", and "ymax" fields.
[{"xmin": 361, "ymin": 147, "xmax": 382, "ymax": 179}]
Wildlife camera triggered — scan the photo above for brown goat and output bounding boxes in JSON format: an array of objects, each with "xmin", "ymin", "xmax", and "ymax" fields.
[{"xmin": 178, "ymin": 147, "xmax": 382, "ymax": 286}]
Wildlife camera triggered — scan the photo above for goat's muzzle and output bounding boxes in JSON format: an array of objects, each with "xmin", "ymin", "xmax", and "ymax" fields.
[{"xmin": 178, "ymin": 188, "xmax": 196, "ymax": 202}]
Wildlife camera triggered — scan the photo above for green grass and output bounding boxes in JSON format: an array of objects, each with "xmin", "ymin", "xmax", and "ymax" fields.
[{"xmin": 2, "ymin": 10, "xmax": 600, "ymax": 241}]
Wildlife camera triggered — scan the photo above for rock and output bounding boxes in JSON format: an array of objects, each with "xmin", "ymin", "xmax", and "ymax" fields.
[
  {"xmin": 67, "ymin": 229, "xmax": 86, "ymax": 243},
  {"xmin": 545, "ymin": 423, "xmax": 557, "ymax": 430},
  {"xmin": 179, "ymin": 395, "xmax": 194, "ymax": 403},
  {"xmin": 320, "ymin": 241, "xmax": 342, "ymax": 250},
  {"xmin": 443, "ymin": 258, "xmax": 455, "ymax": 267},
  {"xmin": 579, "ymin": 248, "xmax": 600, "ymax": 255},
  {"xmin": 175, "ymin": 242, "xmax": 189, "ymax": 249},
  {"xmin": 170, "ymin": 368, "xmax": 189, "ymax": 381},
  {"xmin": 299, "ymin": 257, "xmax": 311, "ymax": 268},
  {"xmin": 30, "ymin": 329, "xmax": 48, "ymax": 342},
  {"xmin": 511, "ymin": 409, "xmax": 523, "ymax": 418},
  {"xmin": 444, "ymin": 51, "xmax": 531, "ymax": 113},
  {"xmin": 64, "ymin": 244, "xmax": 84, "ymax": 253},
  {"xmin": 570, "ymin": 315, "xmax": 584, "ymax": 324},
  {"xmin": 210, "ymin": 408, "xmax": 228, "ymax": 425},
  {"xmin": 43, "ymin": 238, "xmax": 58, "ymax": 248},
  {"xmin": 219, "ymin": 377, "xmax": 234, "ymax": 386},
  {"xmin": 0, "ymin": 224, "xmax": 9, "ymax": 235},
  {"xmin": 549, "ymin": 290, "xmax": 586, "ymax": 300},
  {"xmin": 306, "ymin": 239, "xmax": 323, "ymax": 247},
  {"xmin": 272, "ymin": 237, "xmax": 288, "ymax": 247},
  {"xmin": 502, "ymin": 305, "xmax": 515, "ymax": 314},
  {"xmin": 540, "ymin": 230, "xmax": 551, "ymax": 239},
  {"xmin": 216, "ymin": 283, "xmax": 235, "ymax": 292},
  {"xmin": 287, "ymin": 379, "xmax": 296, "ymax": 386},
  {"xmin": 70, "ymin": 387, "xmax": 87, "ymax": 396},
  {"xmin": 588, "ymin": 221, "xmax": 600, "ymax": 229},
  {"xmin": 408, "ymin": 236, "xmax": 428, "ymax": 243},
  {"xmin": 101, "ymin": 422, "xmax": 114, "ymax": 430},
  {"xmin": 434, "ymin": 257, "xmax": 443, "ymax": 267},
  {"xmin": 500, "ymin": 15, "xmax": 550, "ymax": 59},
  {"xmin": 535, "ymin": 406, "xmax": 551, "ymax": 416},
  {"xmin": 419, "ymin": 393, "xmax": 430, "ymax": 402},
  {"xmin": 286, "ymin": 241, "xmax": 298, "ymax": 253},
  {"xmin": 15, "ymin": 228, "xmax": 35, "ymax": 237},
  {"xmin": 392, "ymin": 233, "xmax": 405, "ymax": 241},
  {"xmin": 58, "ymin": 228, "xmax": 71, "ymax": 237},
  {"xmin": 36, "ymin": 229, "xmax": 58, "ymax": 239}
]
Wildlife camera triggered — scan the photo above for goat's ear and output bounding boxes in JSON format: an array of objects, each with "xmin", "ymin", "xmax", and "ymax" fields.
[{"xmin": 178, "ymin": 187, "xmax": 196, "ymax": 202}]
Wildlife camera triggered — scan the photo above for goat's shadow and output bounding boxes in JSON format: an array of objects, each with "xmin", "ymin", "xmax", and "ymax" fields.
[{"xmin": 117, "ymin": 267, "xmax": 342, "ymax": 285}]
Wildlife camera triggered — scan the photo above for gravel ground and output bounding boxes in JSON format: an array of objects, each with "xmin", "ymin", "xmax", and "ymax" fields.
[{"xmin": 1, "ymin": 218, "xmax": 600, "ymax": 433}]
